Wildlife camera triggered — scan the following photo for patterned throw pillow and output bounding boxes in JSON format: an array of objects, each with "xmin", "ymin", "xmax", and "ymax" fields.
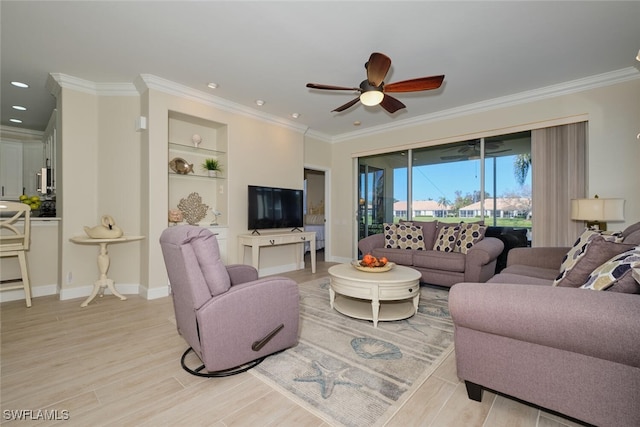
[
  {"xmin": 433, "ymin": 224, "xmax": 461, "ymax": 252},
  {"xmin": 553, "ymin": 228, "xmax": 623, "ymax": 286},
  {"xmin": 554, "ymin": 237, "xmax": 634, "ymax": 288},
  {"xmin": 383, "ymin": 223, "xmax": 398, "ymax": 248},
  {"xmin": 581, "ymin": 246, "xmax": 640, "ymax": 292},
  {"xmin": 455, "ymin": 223, "xmax": 487, "ymax": 254},
  {"xmin": 395, "ymin": 224, "xmax": 425, "ymax": 250}
]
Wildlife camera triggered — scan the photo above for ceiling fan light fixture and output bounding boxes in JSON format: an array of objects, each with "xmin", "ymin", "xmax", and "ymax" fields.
[{"xmin": 360, "ymin": 90, "xmax": 384, "ymax": 106}]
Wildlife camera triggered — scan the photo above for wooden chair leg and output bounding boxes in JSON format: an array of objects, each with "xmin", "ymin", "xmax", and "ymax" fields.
[{"xmin": 17, "ymin": 251, "xmax": 31, "ymax": 307}]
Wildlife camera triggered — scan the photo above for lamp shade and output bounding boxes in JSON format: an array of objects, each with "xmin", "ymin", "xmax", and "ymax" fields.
[{"xmin": 571, "ymin": 198, "xmax": 625, "ymax": 221}]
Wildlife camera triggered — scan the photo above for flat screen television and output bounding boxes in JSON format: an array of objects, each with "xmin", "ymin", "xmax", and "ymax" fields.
[{"xmin": 248, "ymin": 185, "xmax": 304, "ymax": 232}]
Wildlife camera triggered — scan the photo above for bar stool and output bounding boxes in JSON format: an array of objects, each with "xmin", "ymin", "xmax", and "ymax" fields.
[{"xmin": 0, "ymin": 201, "xmax": 32, "ymax": 307}]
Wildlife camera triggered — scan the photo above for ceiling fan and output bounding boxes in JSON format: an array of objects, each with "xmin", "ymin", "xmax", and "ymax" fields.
[
  {"xmin": 440, "ymin": 140, "xmax": 511, "ymax": 161},
  {"xmin": 306, "ymin": 52, "xmax": 444, "ymax": 114}
]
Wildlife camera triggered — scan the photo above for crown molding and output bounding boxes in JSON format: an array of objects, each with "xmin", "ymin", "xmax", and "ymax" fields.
[
  {"xmin": 48, "ymin": 73, "xmax": 140, "ymax": 96},
  {"xmin": 330, "ymin": 67, "xmax": 640, "ymax": 144},
  {"xmin": 0, "ymin": 125, "xmax": 44, "ymax": 141},
  {"xmin": 134, "ymin": 74, "xmax": 308, "ymax": 134}
]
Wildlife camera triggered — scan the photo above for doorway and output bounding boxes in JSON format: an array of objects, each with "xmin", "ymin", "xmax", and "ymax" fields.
[{"xmin": 304, "ymin": 167, "xmax": 329, "ymax": 262}]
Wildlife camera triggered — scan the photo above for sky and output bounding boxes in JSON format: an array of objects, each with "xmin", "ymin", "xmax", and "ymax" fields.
[{"xmin": 393, "ymin": 155, "xmax": 531, "ymax": 202}]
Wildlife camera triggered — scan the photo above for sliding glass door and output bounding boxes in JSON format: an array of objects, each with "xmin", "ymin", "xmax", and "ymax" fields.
[
  {"xmin": 357, "ymin": 151, "xmax": 407, "ymax": 240},
  {"xmin": 357, "ymin": 131, "xmax": 532, "ymax": 240}
]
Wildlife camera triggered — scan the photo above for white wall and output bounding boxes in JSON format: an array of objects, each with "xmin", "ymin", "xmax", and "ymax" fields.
[
  {"xmin": 44, "ymin": 75, "xmax": 639, "ymax": 300},
  {"xmin": 328, "ymin": 78, "xmax": 640, "ymax": 261},
  {"xmin": 136, "ymin": 81, "xmax": 305, "ymax": 294}
]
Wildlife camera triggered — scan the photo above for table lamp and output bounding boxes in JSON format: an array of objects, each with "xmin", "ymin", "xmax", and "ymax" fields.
[{"xmin": 570, "ymin": 195, "xmax": 625, "ymax": 231}]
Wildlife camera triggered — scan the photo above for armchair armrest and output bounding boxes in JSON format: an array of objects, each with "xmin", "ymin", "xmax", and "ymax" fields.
[
  {"xmin": 358, "ymin": 233, "xmax": 384, "ymax": 255},
  {"xmin": 506, "ymin": 247, "xmax": 569, "ymax": 270},
  {"xmin": 450, "ymin": 282, "xmax": 640, "ymax": 367},
  {"xmin": 226, "ymin": 264, "xmax": 258, "ymax": 285}
]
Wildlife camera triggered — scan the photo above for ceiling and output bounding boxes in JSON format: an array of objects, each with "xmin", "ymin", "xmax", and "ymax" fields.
[{"xmin": 2, "ymin": 1, "xmax": 639, "ymax": 141}]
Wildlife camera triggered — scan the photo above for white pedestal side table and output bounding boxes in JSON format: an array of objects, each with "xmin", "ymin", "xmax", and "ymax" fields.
[{"xmin": 69, "ymin": 235, "xmax": 145, "ymax": 307}]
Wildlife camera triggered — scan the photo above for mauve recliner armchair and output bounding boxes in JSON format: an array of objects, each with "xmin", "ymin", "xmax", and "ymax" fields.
[{"xmin": 160, "ymin": 225, "xmax": 300, "ymax": 376}]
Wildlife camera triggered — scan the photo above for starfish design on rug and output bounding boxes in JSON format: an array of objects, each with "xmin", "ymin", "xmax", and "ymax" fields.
[{"xmin": 294, "ymin": 360, "xmax": 360, "ymax": 399}]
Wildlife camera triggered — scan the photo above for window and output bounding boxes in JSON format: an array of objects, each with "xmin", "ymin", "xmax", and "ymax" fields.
[{"xmin": 358, "ymin": 132, "xmax": 532, "ymax": 240}]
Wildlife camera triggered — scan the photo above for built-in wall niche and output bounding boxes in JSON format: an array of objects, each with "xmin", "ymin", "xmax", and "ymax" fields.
[{"xmin": 168, "ymin": 111, "xmax": 228, "ymax": 228}]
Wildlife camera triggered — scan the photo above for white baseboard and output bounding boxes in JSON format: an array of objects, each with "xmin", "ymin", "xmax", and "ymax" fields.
[
  {"xmin": 139, "ymin": 284, "xmax": 170, "ymax": 300},
  {"xmin": 59, "ymin": 283, "xmax": 140, "ymax": 301},
  {"xmin": 1, "ymin": 282, "xmax": 170, "ymax": 304},
  {"xmin": 258, "ymin": 262, "xmax": 300, "ymax": 277},
  {"xmin": 0, "ymin": 283, "xmax": 58, "ymax": 303},
  {"xmin": 330, "ymin": 255, "xmax": 353, "ymax": 264}
]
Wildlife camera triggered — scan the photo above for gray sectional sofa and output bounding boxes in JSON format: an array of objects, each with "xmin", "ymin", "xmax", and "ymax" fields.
[
  {"xmin": 449, "ymin": 222, "xmax": 640, "ymax": 427},
  {"xmin": 358, "ymin": 220, "xmax": 504, "ymax": 287}
]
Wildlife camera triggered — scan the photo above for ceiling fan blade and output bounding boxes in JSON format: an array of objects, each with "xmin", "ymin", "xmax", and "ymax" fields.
[
  {"xmin": 379, "ymin": 94, "xmax": 406, "ymax": 114},
  {"xmin": 306, "ymin": 83, "xmax": 359, "ymax": 91},
  {"xmin": 332, "ymin": 97, "xmax": 360, "ymax": 112},
  {"xmin": 440, "ymin": 154, "xmax": 467, "ymax": 161},
  {"xmin": 485, "ymin": 149, "xmax": 512, "ymax": 156},
  {"xmin": 384, "ymin": 75, "xmax": 445, "ymax": 93},
  {"xmin": 366, "ymin": 52, "xmax": 391, "ymax": 87}
]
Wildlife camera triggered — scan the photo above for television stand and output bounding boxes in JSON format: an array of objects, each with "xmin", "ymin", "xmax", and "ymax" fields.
[{"xmin": 238, "ymin": 230, "xmax": 316, "ymax": 275}]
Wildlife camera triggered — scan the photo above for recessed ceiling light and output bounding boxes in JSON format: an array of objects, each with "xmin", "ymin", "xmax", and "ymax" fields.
[
  {"xmin": 255, "ymin": 100, "xmax": 265, "ymax": 106},
  {"xmin": 291, "ymin": 113, "xmax": 300, "ymax": 119},
  {"xmin": 9, "ymin": 118, "xmax": 23, "ymax": 123},
  {"xmin": 11, "ymin": 81, "xmax": 29, "ymax": 88},
  {"xmin": 12, "ymin": 105, "xmax": 27, "ymax": 111},
  {"xmin": 207, "ymin": 82, "xmax": 218, "ymax": 89}
]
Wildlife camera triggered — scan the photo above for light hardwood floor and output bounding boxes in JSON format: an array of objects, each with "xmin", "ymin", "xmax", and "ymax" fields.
[{"xmin": 1, "ymin": 259, "xmax": 585, "ymax": 426}]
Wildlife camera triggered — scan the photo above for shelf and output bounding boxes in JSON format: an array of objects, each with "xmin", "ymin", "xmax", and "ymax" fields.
[
  {"xmin": 169, "ymin": 172, "xmax": 225, "ymax": 180},
  {"xmin": 168, "ymin": 142, "xmax": 225, "ymax": 156}
]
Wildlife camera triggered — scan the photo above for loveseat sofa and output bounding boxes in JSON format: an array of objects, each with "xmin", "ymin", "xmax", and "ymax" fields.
[
  {"xmin": 449, "ymin": 222, "xmax": 640, "ymax": 427},
  {"xmin": 358, "ymin": 220, "xmax": 504, "ymax": 287}
]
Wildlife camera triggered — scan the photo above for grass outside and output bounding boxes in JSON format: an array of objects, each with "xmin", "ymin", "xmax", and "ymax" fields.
[{"xmin": 424, "ymin": 216, "xmax": 531, "ymax": 228}]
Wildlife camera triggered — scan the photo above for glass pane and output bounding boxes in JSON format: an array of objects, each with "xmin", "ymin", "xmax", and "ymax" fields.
[
  {"xmin": 358, "ymin": 151, "xmax": 408, "ymax": 240},
  {"xmin": 482, "ymin": 132, "xmax": 532, "ymax": 234},
  {"xmin": 412, "ymin": 142, "xmax": 481, "ymax": 225}
]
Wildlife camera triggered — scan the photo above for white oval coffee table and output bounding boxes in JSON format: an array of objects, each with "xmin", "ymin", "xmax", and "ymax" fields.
[{"xmin": 328, "ymin": 263, "xmax": 421, "ymax": 327}]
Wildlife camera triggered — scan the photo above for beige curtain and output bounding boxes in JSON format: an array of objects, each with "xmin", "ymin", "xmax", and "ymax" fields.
[{"xmin": 531, "ymin": 122, "xmax": 587, "ymax": 247}]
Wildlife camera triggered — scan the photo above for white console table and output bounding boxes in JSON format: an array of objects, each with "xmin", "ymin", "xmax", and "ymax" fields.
[{"xmin": 238, "ymin": 231, "xmax": 316, "ymax": 275}]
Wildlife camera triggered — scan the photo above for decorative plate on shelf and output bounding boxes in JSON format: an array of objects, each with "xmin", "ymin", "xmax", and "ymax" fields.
[{"xmin": 351, "ymin": 260, "xmax": 395, "ymax": 272}]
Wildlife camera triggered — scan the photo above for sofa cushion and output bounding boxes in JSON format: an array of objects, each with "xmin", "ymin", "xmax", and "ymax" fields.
[
  {"xmin": 455, "ymin": 223, "xmax": 487, "ymax": 254},
  {"xmin": 501, "ymin": 264, "xmax": 560, "ymax": 281},
  {"xmin": 623, "ymin": 229, "xmax": 640, "ymax": 245},
  {"xmin": 554, "ymin": 228, "xmax": 623, "ymax": 285},
  {"xmin": 433, "ymin": 224, "xmax": 461, "ymax": 252},
  {"xmin": 383, "ymin": 223, "xmax": 398, "ymax": 248},
  {"xmin": 371, "ymin": 247, "xmax": 414, "ymax": 265},
  {"xmin": 554, "ymin": 236, "xmax": 635, "ymax": 288},
  {"xmin": 413, "ymin": 250, "xmax": 465, "ymax": 272},
  {"xmin": 395, "ymin": 223, "xmax": 425, "ymax": 250},
  {"xmin": 487, "ymin": 272, "xmax": 552, "ymax": 286},
  {"xmin": 622, "ymin": 221, "xmax": 640, "ymax": 239},
  {"xmin": 581, "ymin": 246, "xmax": 640, "ymax": 293},
  {"xmin": 401, "ymin": 220, "xmax": 438, "ymax": 248}
]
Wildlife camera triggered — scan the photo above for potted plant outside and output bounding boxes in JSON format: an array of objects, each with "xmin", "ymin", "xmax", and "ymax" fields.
[{"xmin": 201, "ymin": 158, "xmax": 222, "ymax": 177}]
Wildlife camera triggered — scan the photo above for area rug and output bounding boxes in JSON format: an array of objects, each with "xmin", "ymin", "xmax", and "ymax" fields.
[{"xmin": 250, "ymin": 277, "xmax": 454, "ymax": 427}]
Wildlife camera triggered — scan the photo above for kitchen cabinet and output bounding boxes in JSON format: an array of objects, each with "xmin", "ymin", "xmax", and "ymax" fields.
[{"xmin": 0, "ymin": 141, "xmax": 23, "ymax": 199}]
